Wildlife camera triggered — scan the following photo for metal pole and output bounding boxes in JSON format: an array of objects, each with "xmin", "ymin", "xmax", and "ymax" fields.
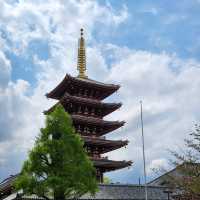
[{"xmin": 140, "ymin": 101, "xmax": 148, "ymax": 200}]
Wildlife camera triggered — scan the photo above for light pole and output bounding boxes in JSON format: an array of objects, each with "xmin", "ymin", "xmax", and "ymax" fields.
[{"xmin": 140, "ymin": 101, "xmax": 148, "ymax": 200}]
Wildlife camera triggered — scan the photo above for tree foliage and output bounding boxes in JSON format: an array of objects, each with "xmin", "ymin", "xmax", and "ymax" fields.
[
  {"xmin": 169, "ymin": 124, "xmax": 200, "ymax": 196},
  {"xmin": 14, "ymin": 105, "xmax": 98, "ymax": 200},
  {"xmin": 103, "ymin": 177, "xmax": 111, "ymax": 184}
]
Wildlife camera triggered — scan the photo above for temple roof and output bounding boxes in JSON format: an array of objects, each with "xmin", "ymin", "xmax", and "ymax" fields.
[
  {"xmin": 81, "ymin": 184, "xmax": 170, "ymax": 200},
  {"xmin": 72, "ymin": 114, "xmax": 124, "ymax": 127},
  {"xmin": 82, "ymin": 136, "xmax": 128, "ymax": 154},
  {"xmin": 72, "ymin": 114, "xmax": 125, "ymax": 135},
  {"xmin": 46, "ymin": 74, "xmax": 120, "ymax": 100},
  {"xmin": 0, "ymin": 184, "xmax": 174, "ymax": 200},
  {"xmin": 0, "ymin": 174, "xmax": 18, "ymax": 197},
  {"xmin": 44, "ymin": 93, "xmax": 122, "ymax": 117},
  {"xmin": 92, "ymin": 158, "xmax": 132, "ymax": 172}
]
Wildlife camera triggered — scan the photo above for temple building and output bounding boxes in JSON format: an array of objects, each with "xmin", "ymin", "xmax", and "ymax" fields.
[{"xmin": 45, "ymin": 29, "xmax": 132, "ymax": 182}]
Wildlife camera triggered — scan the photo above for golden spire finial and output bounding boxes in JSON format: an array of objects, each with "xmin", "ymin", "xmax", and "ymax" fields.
[{"xmin": 77, "ymin": 28, "xmax": 87, "ymax": 78}]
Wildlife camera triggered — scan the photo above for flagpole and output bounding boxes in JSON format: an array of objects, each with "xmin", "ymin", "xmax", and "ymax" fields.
[{"xmin": 140, "ymin": 100, "xmax": 148, "ymax": 200}]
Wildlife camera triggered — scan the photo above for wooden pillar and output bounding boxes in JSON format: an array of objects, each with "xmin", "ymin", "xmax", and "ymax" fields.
[
  {"xmin": 78, "ymin": 88, "xmax": 82, "ymax": 96},
  {"xmin": 95, "ymin": 91, "xmax": 99, "ymax": 99},
  {"xmin": 100, "ymin": 171, "xmax": 103, "ymax": 183},
  {"xmin": 91, "ymin": 108, "xmax": 95, "ymax": 116},
  {"xmin": 84, "ymin": 89, "xmax": 88, "ymax": 97},
  {"xmin": 84, "ymin": 106, "xmax": 88, "ymax": 115},
  {"xmin": 78, "ymin": 106, "xmax": 82, "ymax": 114},
  {"xmin": 90, "ymin": 90, "xmax": 94, "ymax": 98},
  {"xmin": 92, "ymin": 127, "xmax": 96, "ymax": 136}
]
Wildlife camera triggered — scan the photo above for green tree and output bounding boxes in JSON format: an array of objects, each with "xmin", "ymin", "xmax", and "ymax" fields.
[
  {"xmin": 15, "ymin": 105, "xmax": 98, "ymax": 200},
  {"xmin": 103, "ymin": 177, "xmax": 111, "ymax": 184},
  {"xmin": 169, "ymin": 124, "xmax": 200, "ymax": 196}
]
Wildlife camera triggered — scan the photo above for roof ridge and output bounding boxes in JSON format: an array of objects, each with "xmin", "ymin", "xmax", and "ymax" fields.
[
  {"xmin": 68, "ymin": 74, "xmax": 120, "ymax": 88},
  {"xmin": 72, "ymin": 114, "xmax": 125, "ymax": 124},
  {"xmin": 99, "ymin": 183, "xmax": 170, "ymax": 188},
  {"xmin": 63, "ymin": 92, "xmax": 122, "ymax": 105},
  {"xmin": 82, "ymin": 135, "xmax": 128, "ymax": 143}
]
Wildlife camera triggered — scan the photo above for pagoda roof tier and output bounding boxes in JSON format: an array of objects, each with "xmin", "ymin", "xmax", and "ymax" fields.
[
  {"xmin": 45, "ymin": 92, "xmax": 122, "ymax": 117},
  {"xmin": 72, "ymin": 114, "xmax": 125, "ymax": 136},
  {"xmin": 46, "ymin": 74, "xmax": 120, "ymax": 100},
  {"xmin": 82, "ymin": 136, "xmax": 128, "ymax": 154},
  {"xmin": 92, "ymin": 158, "xmax": 132, "ymax": 172}
]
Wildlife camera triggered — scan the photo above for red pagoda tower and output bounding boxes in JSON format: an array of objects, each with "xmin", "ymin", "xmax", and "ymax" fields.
[{"xmin": 45, "ymin": 29, "xmax": 132, "ymax": 182}]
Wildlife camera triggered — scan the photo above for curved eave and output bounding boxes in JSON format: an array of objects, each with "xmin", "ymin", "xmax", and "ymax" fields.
[
  {"xmin": 71, "ymin": 76, "xmax": 120, "ymax": 91},
  {"xmin": 0, "ymin": 174, "xmax": 18, "ymax": 194},
  {"xmin": 43, "ymin": 102, "xmax": 60, "ymax": 115},
  {"xmin": 44, "ymin": 94, "xmax": 122, "ymax": 117},
  {"xmin": 103, "ymin": 104, "xmax": 121, "ymax": 116},
  {"xmin": 46, "ymin": 74, "xmax": 70, "ymax": 99},
  {"xmin": 92, "ymin": 159, "xmax": 132, "ymax": 172},
  {"xmin": 72, "ymin": 114, "xmax": 125, "ymax": 135},
  {"xmin": 82, "ymin": 136, "xmax": 128, "ymax": 154},
  {"xmin": 61, "ymin": 93, "xmax": 122, "ymax": 117},
  {"xmin": 46, "ymin": 74, "xmax": 120, "ymax": 100},
  {"xmin": 72, "ymin": 114, "xmax": 125, "ymax": 127}
]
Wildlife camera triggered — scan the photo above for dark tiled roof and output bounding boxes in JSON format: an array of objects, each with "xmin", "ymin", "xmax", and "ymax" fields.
[
  {"xmin": 71, "ymin": 115, "xmax": 125, "ymax": 136},
  {"xmin": 0, "ymin": 174, "xmax": 19, "ymax": 198},
  {"xmin": 83, "ymin": 136, "xmax": 128, "ymax": 154},
  {"xmin": 72, "ymin": 115, "xmax": 125, "ymax": 133},
  {"xmin": 2, "ymin": 184, "xmax": 171, "ymax": 200},
  {"xmin": 81, "ymin": 184, "xmax": 170, "ymax": 200},
  {"xmin": 0, "ymin": 175, "xmax": 18, "ymax": 191},
  {"xmin": 92, "ymin": 159, "xmax": 132, "ymax": 172},
  {"xmin": 44, "ymin": 92, "xmax": 122, "ymax": 117},
  {"xmin": 72, "ymin": 114, "xmax": 124, "ymax": 126},
  {"xmin": 75, "ymin": 77, "xmax": 120, "ymax": 89},
  {"xmin": 46, "ymin": 74, "xmax": 120, "ymax": 100},
  {"xmin": 148, "ymin": 163, "xmax": 200, "ymax": 187}
]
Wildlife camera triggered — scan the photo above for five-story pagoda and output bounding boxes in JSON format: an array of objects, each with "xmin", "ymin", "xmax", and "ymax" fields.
[{"xmin": 45, "ymin": 29, "xmax": 132, "ymax": 182}]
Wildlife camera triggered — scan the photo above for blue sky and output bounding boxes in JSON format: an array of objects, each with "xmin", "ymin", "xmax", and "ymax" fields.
[
  {"xmin": 7, "ymin": 0, "xmax": 200, "ymax": 84},
  {"xmin": 4, "ymin": 0, "xmax": 200, "ymax": 86},
  {"xmin": 0, "ymin": 0, "xmax": 200, "ymax": 184},
  {"xmin": 98, "ymin": 0, "xmax": 200, "ymax": 60}
]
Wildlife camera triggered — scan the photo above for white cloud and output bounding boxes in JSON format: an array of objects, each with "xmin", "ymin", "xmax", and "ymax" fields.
[
  {"xmin": 146, "ymin": 158, "xmax": 170, "ymax": 176},
  {"xmin": 103, "ymin": 49, "xmax": 200, "ymax": 182},
  {"xmin": 163, "ymin": 14, "xmax": 187, "ymax": 25},
  {"xmin": 0, "ymin": 51, "xmax": 11, "ymax": 88},
  {"xmin": 0, "ymin": 0, "xmax": 128, "ymax": 55},
  {"xmin": 140, "ymin": 6, "xmax": 158, "ymax": 16}
]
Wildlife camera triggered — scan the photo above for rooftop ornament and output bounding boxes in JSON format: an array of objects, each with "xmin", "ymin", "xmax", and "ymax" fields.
[{"xmin": 77, "ymin": 28, "xmax": 87, "ymax": 79}]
